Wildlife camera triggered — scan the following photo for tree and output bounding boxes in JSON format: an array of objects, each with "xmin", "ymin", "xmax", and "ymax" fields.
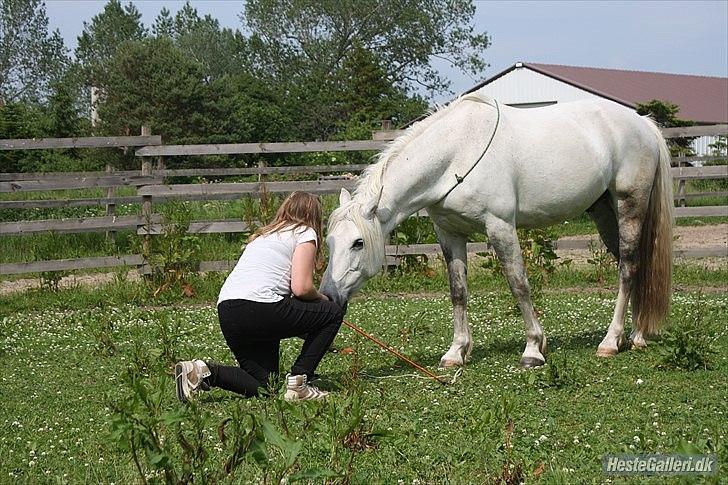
[
  {"xmin": 152, "ymin": 1, "xmax": 248, "ymax": 81},
  {"xmin": 636, "ymin": 99, "xmax": 695, "ymax": 156},
  {"xmin": 0, "ymin": 0, "xmax": 69, "ymax": 104},
  {"xmin": 96, "ymin": 37, "xmax": 207, "ymax": 141},
  {"xmin": 97, "ymin": 35, "xmax": 290, "ymax": 149},
  {"xmin": 75, "ymin": 0, "xmax": 147, "ymax": 86},
  {"xmin": 151, "ymin": 7, "xmax": 174, "ymax": 38},
  {"xmin": 242, "ymin": 0, "xmax": 490, "ymax": 97}
]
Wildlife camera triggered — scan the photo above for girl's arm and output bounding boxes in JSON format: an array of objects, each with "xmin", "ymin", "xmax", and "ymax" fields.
[{"xmin": 291, "ymin": 241, "xmax": 328, "ymax": 301}]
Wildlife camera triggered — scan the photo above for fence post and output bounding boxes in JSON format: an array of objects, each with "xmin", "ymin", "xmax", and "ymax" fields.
[
  {"xmin": 677, "ymin": 158, "xmax": 687, "ymax": 207},
  {"xmin": 140, "ymin": 126, "xmax": 153, "ymax": 263},
  {"xmin": 105, "ymin": 161, "xmax": 116, "ymax": 244}
]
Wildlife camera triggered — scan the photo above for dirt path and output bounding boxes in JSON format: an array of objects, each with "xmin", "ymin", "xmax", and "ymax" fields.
[
  {"xmin": 2, "ymin": 224, "xmax": 725, "ymax": 296},
  {"xmin": 556, "ymin": 224, "xmax": 727, "ymax": 268}
]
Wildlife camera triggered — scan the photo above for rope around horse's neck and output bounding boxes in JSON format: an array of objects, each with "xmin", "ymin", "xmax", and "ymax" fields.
[
  {"xmin": 368, "ymin": 98, "xmax": 500, "ymax": 215},
  {"xmin": 437, "ymin": 99, "xmax": 501, "ymax": 204}
]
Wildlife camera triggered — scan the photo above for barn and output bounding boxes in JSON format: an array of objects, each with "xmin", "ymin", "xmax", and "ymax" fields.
[{"xmin": 467, "ymin": 62, "xmax": 728, "ymax": 155}]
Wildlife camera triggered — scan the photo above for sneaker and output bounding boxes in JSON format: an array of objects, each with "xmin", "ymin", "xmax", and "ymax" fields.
[
  {"xmin": 284, "ymin": 374, "xmax": 328, "ymax": 401},
  {"xmin": 175, "ymin": 359, "xmax": 211, "ymax": 403}
]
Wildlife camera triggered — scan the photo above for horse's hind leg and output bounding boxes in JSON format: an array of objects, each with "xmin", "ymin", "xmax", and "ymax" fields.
[
  {"xmin": 596, "ymin": 192, "xmax": 650, "ymax": 357},
  {"xmin": 434, "ymin": 225, "xmax": 472, "ymax": 368},
  {"xmin": 586, "ymin": 191, "xmax": 619, "ymax": 260},
  {"xmin": 485, "ymin": 214, "xmax": 546, "ymax": 367}
]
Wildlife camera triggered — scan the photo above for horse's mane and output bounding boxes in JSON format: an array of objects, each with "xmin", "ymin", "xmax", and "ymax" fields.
[
  {"xmin": 327, "ymin": 92, "xmax": 495, "ymax": 273},
  {"xmin": 353, "ymin": 92, "xmax": 496, "ymax": 202}
]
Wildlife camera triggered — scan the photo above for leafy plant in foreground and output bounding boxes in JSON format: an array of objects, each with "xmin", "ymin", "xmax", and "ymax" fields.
[
  {"xmin": 523, "ymin": 352, "xmax": 574, "ymax": 389},
  {"xmin": 657, "ymin": 295, "xmax": 718, "ymax": 371},
  {"xmin": 138, "ymin": 201, "xmax": 201, "ymax": 298},
  {"xmin": 109, "ymin": 366, "xmax": 318, "ymax": 484},
  {"xmin": 586, "ymin": 239, "xmax": 616, "ymax": 285}
]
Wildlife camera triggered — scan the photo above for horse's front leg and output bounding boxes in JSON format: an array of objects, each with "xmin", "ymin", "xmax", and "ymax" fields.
[
  {"xmin": 485, "ymin": 215, "xmax": 547, "ymax": 367},
  {"xmin": 434, "ymin": 225, "xmax": 472, "ymax": 368}
]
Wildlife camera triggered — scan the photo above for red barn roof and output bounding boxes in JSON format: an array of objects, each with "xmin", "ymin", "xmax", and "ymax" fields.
[{"xmin": 479, "ymin": 63, "xmax": 728, "ymax": 123}]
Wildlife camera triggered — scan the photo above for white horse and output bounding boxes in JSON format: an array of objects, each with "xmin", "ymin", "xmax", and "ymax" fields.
[{"xmin": 320, "ymin": 93, "xmax": 673, "ymax": 368}]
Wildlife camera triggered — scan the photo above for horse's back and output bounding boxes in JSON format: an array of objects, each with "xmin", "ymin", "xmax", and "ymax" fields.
[{"xmin": 494, "ymin": 99, "xmax": 659, "ymax": 227}]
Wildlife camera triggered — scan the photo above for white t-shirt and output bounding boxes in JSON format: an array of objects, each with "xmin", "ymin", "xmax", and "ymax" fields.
[{"xmin": 217, "ymin": 225, "xmax": 318, "ymax": 304}]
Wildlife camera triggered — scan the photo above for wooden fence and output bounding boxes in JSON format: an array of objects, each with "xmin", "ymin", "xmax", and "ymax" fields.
[{"xmin": 1, "ymin": 125, "xmax": 726, "ymax": 276}]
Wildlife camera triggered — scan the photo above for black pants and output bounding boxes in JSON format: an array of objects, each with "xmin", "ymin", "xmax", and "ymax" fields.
[{"xmin": 205, "ymin": 297, "xmax": 343, "ymax": 397}]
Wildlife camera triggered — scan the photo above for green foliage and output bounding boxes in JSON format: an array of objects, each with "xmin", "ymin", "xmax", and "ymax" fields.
[
  {"xmin": 2, "ymin": 0, "xmax": 485, "ymax": 174},
  {"xmin": 2, "ymin": 289, "xmax": 728, "ymax": 482},
  {"xmin": 693, "ymin": 136, "xmax": 728, "ymax": 193},
  {"xmin": 636, "ymin": 99, "xmax": 695, "ymax": 156},
  {"xmin": 75, "ymin": 0, "xmax": 147, "ymax": 86},
  {"xmin": 107, "ymin": 337, "xmax": 378, "ymax": 483},
  {"xmin": 657, "ymin": 295, "xmax": 718, "ymax": 371},
  {"xmin": 709, "ymin": 135, "xmax": 727, "ymax": 157},
  {"xmin": 482, "ymin": 228, "xmax": 562, "ymax": 303},
  {"xmin": 239, "ymin": 191, "xmax": 282, "ymax": 237},
  {"xmin": 243, "ymin": 0, "xmax": 489, "ymax": 97},
  {"xmin": 524, "ymin": 353, "xmax": 574, "ymax": 389},
  {"xmin": 0, "ymin": 0, "xmax": 69, "ymax": 103},
  {"xmin": 139, "ymin": 201, "xmax": 201, "ymax": 296},
  {"xmin": 96, "ymin": 37, "xmax": 207, "ymax": 140},
  {"xmin": 153, "ymin": 2, "xmax": 248, "ymax": 81},
  {"xmin": 586, "ymin": 240, "xmax": 617, "ymax": 285},
  {"xmin": 109, "ymin": 369, "xmax": 223, "ymax": 483},
  {"xmin": 388, "ymin": 215, "xmax": 438, "ymax": 275}
]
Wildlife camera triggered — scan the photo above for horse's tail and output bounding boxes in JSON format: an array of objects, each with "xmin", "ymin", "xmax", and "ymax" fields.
[{"xmin": 632, "ymin": 118, "xmax": 674, "ymax": 336}]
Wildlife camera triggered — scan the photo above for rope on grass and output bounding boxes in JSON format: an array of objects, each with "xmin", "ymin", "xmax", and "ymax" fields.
[{"xmin": 343, "ymin": 319, "xmax": 449, "ymax": 385}]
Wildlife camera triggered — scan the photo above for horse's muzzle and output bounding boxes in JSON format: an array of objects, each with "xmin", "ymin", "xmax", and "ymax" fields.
[{"xmin": 319, "ymin": 275, "xmax": 348, "ymax": 313}]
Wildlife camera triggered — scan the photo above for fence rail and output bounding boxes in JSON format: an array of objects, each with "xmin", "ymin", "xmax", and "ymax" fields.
[
  {"xmin": 3, "ymin": 240, "xmax": 725, "ymax": 276},
  {"xmin": 0, "ymin": 215, "xmax": 162, "ymax": 235},
  {"xmin": 0, "ymin": 135, "xmax": 162, "ymax": 150},
  {"xmin": 135, "ymin": 140, "xmax": 385, "ymax": 157},
  {"xmin": 1, "ymin": 126, "xmax": 726, "ymax": 276}
]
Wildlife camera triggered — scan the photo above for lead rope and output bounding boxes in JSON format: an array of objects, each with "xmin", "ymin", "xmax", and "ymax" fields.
[
  {"xmin": 438, "ymin": 99, "xmax": 500, "ymax": 203},
  {"xmin": 343, "ymin": 319, "xmax": 449, "ymax": 385}
]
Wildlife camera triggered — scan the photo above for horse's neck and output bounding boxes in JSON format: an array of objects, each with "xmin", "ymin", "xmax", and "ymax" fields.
[
  {"xmin": 373, "ymin": 128, "xmax": 486, "ymax": 233},
  {"xmin": 368, "ymin": 139, "xmax": 453, "ymax": 234}
]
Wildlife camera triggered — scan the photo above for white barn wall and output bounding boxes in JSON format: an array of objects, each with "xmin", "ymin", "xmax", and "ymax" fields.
[
  {"xmin": 474, "ymin": 66, "xmax": 717, "ymax": 155},
  {"xmin": 473, "ymin": 66, "xmax": 603, "ymax": 106}
]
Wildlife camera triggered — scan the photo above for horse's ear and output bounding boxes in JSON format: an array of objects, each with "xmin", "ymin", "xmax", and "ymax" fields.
[
  {"xmin": 339, "ymin": 188, "xmax": 352, "ymax": 205},
  {"xmin": 361, "ymin": 200, "xmax": 377, "ymax": 220},
  {"xmin": 361, "ymin": 185, "xmax": 384, "ymax": 220},
  {"xmin": 361, "ymin": 203, "xmax": 391, "ymax": 223},
  {"xmin": 376, "ymin": 207, "xmax": 392, "ymax": 223}
]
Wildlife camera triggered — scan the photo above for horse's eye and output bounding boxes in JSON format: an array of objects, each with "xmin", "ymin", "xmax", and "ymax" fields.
[{"xmin": 352, "ymin": 239, "xmax": 364, "ymax": 250}]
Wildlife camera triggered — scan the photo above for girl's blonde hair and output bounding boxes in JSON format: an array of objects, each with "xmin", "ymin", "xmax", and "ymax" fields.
[{"xmin": 250, "ymin": 191, "xmax": 323, "ymax": 264}]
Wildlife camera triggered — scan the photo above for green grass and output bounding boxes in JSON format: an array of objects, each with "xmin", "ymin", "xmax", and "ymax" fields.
[
  {"xmin": 2, "ymin": 258, "xmax": 727, "ymax": 317},
  {"xmin": 0, "ymin": 268, "xmax": 726, "ymax": 482}
]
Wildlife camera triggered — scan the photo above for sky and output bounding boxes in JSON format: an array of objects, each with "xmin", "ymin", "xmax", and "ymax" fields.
[{"xmin": 45, "ymin": 0, "xmax": 728, "ymax": 102}]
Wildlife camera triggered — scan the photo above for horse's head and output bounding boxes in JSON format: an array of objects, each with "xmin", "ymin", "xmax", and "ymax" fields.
[{"xmin": 320, "ymin": 188, "xmax": 387, "ymax": 310}]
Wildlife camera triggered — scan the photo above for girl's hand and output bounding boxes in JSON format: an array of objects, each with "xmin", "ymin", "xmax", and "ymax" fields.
[{"xmin": 319, "ymin": 292, "xmax": 329, "ymax": 301}]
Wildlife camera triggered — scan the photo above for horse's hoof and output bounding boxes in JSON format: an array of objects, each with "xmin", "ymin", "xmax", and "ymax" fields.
[
  {"xmin": 438, "ymin": 359, "xmax": 462, "ymax": 369},
  {"xmin": 520, "ymin": 356, "xmax": 545, "ymax": 368},
  {"xmin": 630, "ymin": 333, "xmax": 647, "ymax": 349},
  {"xmin": 596, "ymin": 346, "xmax": 618, "ymax": 357}
]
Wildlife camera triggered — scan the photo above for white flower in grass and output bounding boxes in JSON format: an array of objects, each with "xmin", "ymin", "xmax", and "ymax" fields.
[{"xmin": 635, "ymin": 378, "xmax": 644, "ymax": 385}]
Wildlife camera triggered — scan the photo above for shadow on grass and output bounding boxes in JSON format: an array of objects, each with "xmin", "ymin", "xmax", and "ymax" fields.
[{"xmin": 336, "ymin": 327, "xmax": 609, "ymax": 383}]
